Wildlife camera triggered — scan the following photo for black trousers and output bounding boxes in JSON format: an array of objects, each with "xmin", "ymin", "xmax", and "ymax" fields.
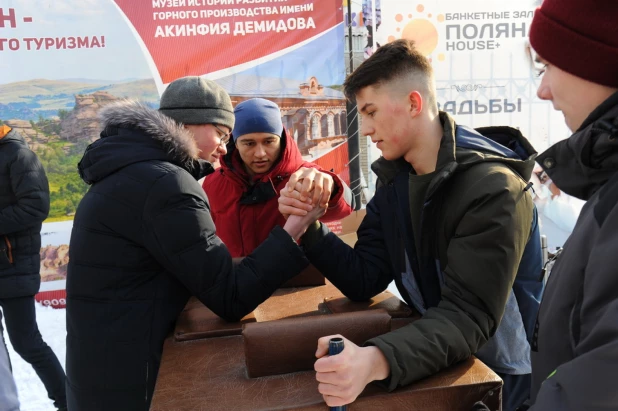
[
  {"xmin": 498, "ymin": 372, "xmax": 532, "ymax": 411},
  {"xmin": 0, "ymin": 295, "xmax": 67, "ymax": 409}
]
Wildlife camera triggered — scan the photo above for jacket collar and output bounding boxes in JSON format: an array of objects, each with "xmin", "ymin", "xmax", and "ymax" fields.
[
  {"xmin": 0, "ymin": 128, "xmax": 28, "ymax": 147},
  {"xmin": 538, "ymin": 91, "xmax": 618, "ymax": 200},
  {"xmin": 0, "ymin": 125, "xmax": 11, "ymax": 139},
  {"xmin": 99, "ymin": 99, "xmax": 200, "ymax": 164},
  {"xmin": 372, "ymin": 112, "xmax": 537, "ymax": 186}
]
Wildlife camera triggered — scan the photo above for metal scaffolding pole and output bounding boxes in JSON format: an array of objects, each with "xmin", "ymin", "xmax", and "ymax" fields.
[{"xmin": 346, "ymin": 0, "xmax": 362, "ymax": 210}]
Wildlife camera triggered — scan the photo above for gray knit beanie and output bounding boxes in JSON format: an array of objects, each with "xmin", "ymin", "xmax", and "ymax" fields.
[{"xmin": 159, "ymin": 76, "xmax": 235, "ymax": 130}]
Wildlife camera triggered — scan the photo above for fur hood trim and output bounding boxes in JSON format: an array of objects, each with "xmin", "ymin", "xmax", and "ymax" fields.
[{"xmin": 98, "ymin": 99, "xmax": 199, "ymax": 163}]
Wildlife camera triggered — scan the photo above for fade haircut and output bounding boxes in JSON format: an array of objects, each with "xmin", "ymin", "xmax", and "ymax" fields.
[{"xmin": 343, "ymin": 39, "xmax": 437, "ymax": 110}]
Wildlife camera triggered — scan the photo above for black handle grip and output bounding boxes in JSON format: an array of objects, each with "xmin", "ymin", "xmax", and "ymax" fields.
[{"xmin": 328, "ymin": 337, "xmax": 347, "ymax": 411}]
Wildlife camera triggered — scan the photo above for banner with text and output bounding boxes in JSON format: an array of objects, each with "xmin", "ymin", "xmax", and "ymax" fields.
[
  {"xmin": 374, "ymin": 0, "xmax": 584, "ymax": 249},
  {"xmin": 0, "ymin": 0, "xmax": 346, "ymax": 307}
]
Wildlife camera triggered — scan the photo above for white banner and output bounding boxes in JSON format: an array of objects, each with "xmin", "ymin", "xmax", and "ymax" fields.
[{"xmin": 372, "ymin": 0, "xmax": 583, "ymax": 249}]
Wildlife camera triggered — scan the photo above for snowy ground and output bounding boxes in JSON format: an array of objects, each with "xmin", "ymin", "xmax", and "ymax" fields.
[
  {"xmin": 3, "ymin": 283, "xmax": 403, "ymax": 411},
  {"xmin": 3, "ymin": 303, "xmax": 65, "ymax": 411}
]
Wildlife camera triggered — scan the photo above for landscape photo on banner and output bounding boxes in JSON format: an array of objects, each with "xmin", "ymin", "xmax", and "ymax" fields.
[{"xmin": 0, "ymin": 0, "xmax": 347, "ymax": 308}]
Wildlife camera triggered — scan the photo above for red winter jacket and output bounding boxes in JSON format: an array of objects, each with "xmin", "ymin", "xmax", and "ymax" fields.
[{"xmin": 203, "ymin": 129, "xmax": 353, "ymax": 257}]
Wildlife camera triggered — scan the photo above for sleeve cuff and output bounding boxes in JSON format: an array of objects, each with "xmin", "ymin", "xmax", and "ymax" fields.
[
  {"xmin": 363, "ymin": 337, "xmax": 400, "ymax": 392},
  {"xmin": 300, "ymin": 221, "xmax": 329, "ymax": 251}
]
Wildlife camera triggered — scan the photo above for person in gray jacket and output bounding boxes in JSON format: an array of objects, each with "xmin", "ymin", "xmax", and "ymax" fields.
[
  {"xmin": 0, "ymin": 311, "xmax": 20, "ymax": 411},
  {"xmin": 525, "ymin": 0, "xmax": 618, "ymax": 409}
]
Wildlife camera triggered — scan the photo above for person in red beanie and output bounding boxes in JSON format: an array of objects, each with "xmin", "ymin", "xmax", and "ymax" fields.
[{"xmin": 524, "ymin": 0, "xmax": 618, "ymax": 409}]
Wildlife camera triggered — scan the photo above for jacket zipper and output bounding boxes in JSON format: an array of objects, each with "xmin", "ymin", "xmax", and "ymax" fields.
[
  {"xmin": 388, "ymin": 183, "xmax": 416, "ymax": 310},
  {"xmin": 145, "ymin": 361, "xmax": 149, "ymax": 403},
  {"xmin": 531, "ymin": 249, "xmax": 563, "ymax": 352},
  {"xmin": 4, "ymin": 236, "xmax": 13, "ymax": 264}
]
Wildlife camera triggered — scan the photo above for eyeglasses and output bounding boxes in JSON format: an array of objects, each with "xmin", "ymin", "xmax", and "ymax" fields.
[{"xmin": 213, "ymin": 124, "xmax": 231, "ymax": 146}]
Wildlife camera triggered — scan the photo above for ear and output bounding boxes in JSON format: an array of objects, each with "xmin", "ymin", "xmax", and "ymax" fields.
[{"xmin": 407, "ymin": 91, "xmax": 423, "ymax": 118}]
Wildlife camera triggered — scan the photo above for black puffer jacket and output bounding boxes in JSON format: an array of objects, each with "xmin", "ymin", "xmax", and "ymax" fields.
[
  {"xmin": 530, "ymin": 92, "xmax": 618, "ymax": 410},
  {"xmin": 0, "ymin": 128, "xmax": 50, "ymax": 299},
  {"xmin": 66, "ymin": 100, "xmax": 309, "ymax": 410}
]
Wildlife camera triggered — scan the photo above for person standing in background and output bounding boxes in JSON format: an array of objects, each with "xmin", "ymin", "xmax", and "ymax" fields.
[
  {"xmin": 362, "ymin": 0, "xmax": 382, "ymax": 59},
  {"xmin": 0, "ymin": 310, "xmax": 20, "ymax": 411},
  {"xmin": 0, "ymin": 124, "xmax": 67, "ymax": 411},
  {"xmin": 203, "ymin": 98, "xmax": 354, "ymax": 258},
  {"xmin": 529, "ymin": 164, "xmax": 585, "ymax": 251}
]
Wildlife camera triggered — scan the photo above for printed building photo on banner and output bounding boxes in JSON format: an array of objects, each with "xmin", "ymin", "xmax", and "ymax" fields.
[{"xmin": 0, "ymin": 0, "xmax": 346, "ymax": 308}]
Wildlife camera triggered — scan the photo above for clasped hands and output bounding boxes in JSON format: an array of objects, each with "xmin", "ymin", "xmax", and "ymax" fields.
[
  {"xmin": 280, "ymin": 167, "xmax": 332, "ymax": 240},
  {"xmin": 279, "ymin": 167, "xmax": 334, "ymax": 218}
]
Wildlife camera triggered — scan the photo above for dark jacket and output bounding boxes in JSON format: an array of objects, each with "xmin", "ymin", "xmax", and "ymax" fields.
[
  {"xmin": 66, "ymin": 101, "xmax": 309, "ymax": 410},
  {"xmin": 0, "ymin": 128, "xmax": 50, "ymax": 299},
  {"xmin": 203, "ymin": 128, "xmax": 354, "ymax": 257},
  {"xmin": 303, "ymin": 112, "xmax": 541, "ymax": 388},
  {"xmin": 530, "ymin": 92, "xmax": 618, "ymax": 410}
]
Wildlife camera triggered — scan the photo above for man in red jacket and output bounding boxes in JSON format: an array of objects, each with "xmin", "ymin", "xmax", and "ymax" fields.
[{"xmin": 203, "ymin": 98, "xmax": 354, "ymax": 257}]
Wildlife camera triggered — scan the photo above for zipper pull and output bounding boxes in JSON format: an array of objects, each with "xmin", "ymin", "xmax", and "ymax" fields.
[{"xmin": 538, "ymin": 247, "xmax": 562, "ymax": 282}]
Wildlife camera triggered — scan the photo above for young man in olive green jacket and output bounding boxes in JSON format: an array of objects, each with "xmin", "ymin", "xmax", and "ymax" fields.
[{"xmin": 279, "ymin": 39, "xmax": 542, "ymax": 411}]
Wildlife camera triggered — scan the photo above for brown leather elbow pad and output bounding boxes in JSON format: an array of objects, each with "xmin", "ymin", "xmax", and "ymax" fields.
[{"xmin": 242, "ymin": 309, "xmax": 391, "ymax": 378}]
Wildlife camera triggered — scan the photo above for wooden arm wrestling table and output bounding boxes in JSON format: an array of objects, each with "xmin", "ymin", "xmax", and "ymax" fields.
[{"xmin": 151, "ymin": 278, "xmax": 502, "ymax": 410}]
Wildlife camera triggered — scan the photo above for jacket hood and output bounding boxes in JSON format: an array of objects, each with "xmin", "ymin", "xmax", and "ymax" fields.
[
  {"xmin": 456, "ymin": 124, "xmax": 537, "ymax": 178},
  {"xmin": 78, "ymin": 100, "xmax": 213, "ymax": 184},
  {"xmin": 372, "ymin": 112, "xmax": 537, "ymax": 184},
  {"xmin": 219, "ymin": 126, "xmax": 306, "ymax": 185},
  {"xmin": 537, "ymin": 91, "xmax": 618, "ymax": 200},
  {"xmin": 0, "ymin": 125, "xmax": 13, "ymax": 140},
  {"xmin": 0, "ymin": 128, "xmax": 28, "ymax": 147}
]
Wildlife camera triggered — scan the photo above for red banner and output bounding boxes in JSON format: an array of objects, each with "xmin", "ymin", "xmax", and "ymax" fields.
[
  {"xmin": 313, "ymin": 141, "xmax": 350, "ymax": 186},
  {"xmin": 35, "ymin": 290, "xmax": 67, "ymax": 309},
  {"xmin": 114, "ymin": 0, "xmax": 342, "ymax": 83}
]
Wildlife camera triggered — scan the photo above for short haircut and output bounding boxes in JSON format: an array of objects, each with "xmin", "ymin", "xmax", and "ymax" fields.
[{"xmin": 343, "ymin": 39, "xmax": 436, "ymax": 108}]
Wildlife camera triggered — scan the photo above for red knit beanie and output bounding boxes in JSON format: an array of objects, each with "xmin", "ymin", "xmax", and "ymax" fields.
[{"xmin": 529, "ymin": 0, "xmax": 618, "ymax": 88}]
